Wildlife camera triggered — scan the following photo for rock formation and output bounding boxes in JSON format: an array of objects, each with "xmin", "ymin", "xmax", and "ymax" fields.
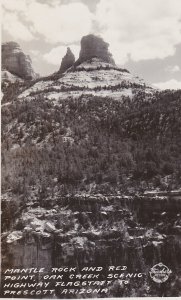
[
  {"xmin": 1, "ymin": 70, "xmax": 23, "ymax": 83},
  {"xmin": 59, "ymin": 47, "xmax": 75, "ymax": 73},
  {"xmin": 2, "ymin": 193, "xmax": 181, "ymax": 297},
  {"xmin": 2, "ymin": 42, "xmax": 38, "ymax": 80},
  {"xmin": 77, "ymin": 34, "xmax": 115, "ymax": 65}
]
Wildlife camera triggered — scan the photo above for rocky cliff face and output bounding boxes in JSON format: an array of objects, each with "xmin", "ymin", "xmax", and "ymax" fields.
[
  {"xmin": 1, "ymin": 193, "xmax": 181, "ymax": 297},
  {"xmin": 2, "ymin": 42, "xmax": 38, "ymax": 80},
  {"xmin": 77, "ymin": 34, "xmax": 115, "ymax": 65},
  {"xmin": 59, "ymin": 47, "xmax": 75, "ymax": 73}
]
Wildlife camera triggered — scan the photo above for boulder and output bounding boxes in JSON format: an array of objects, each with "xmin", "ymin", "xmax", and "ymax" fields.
[
  {"xmin": 30, "ymin": 219, "xmax": 44, "ymax": 231},
  {"xmin": 7, "ymin": 231, "xmax": 23, "ymax": 243},
  {"xmin": 44, "ymin": 222, "xmax": 56, "ymax": 233}
]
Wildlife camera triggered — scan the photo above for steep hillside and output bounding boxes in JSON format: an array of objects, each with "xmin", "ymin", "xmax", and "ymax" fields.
[
  {"xmin": 1, "ymin": 34, "xmax": 181, "ymax": 298},
  {"xmin": 2, "ymin": 87, "xmax": 181, "ymax": 197},
  {"xmin": 2, "ymin": 35, "xmax": 181, "ymax": 226},
  {"xmin": 2, "ymin": 86, "xmax": 181, "ymax": 297},
  {"xmin": 17, "ymin": 57, "xmax": 152, "ymax": 101}
]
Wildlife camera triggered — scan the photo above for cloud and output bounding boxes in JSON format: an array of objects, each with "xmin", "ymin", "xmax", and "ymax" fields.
[
  {"xmin": 95, "ymin": 0, "xmax": 181, "ymax": 64},
  {"xmin": 2, "ymin": 0, "xmax": 93, "ymax": 44},
  {"xmin": 43, "ymin": 45, "xmax": 80, "ymax": 65},
  {"xmin": 2, "ymin": 11, "xmax": 34, "ymax": 41},
  {"xmin": 153, "ymin": 79, "xmax": 181, "ymax": 90},
  {"xmin": 2, "ymin": 0, "xmax": 29, "ymax": 12},
  {"xmin": 30, "ymin": 49, "xmax": 40, "ymax": 56},
  {"xmin": 28, "ymin": 2, "xmax": 93, "ymax": 44},
  {"xmin": 168, "ymin": 65, "xmax": 180, "ymax": 73}
]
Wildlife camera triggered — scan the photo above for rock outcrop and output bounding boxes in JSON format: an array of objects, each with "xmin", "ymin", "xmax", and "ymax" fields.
[
  {"xmin": 59, "ymin": 47, "xmax": 75, "ymax": 73},
  {"xmin": 77, "ymin": 34, "xmax": 115, "ymax": 65},
  {"xmin": 1, "ymin": 70, "xmax": 23, "ymax": 83},
  {"xmin": 2, "ymin": 42, "xmax": 38, "ymax": 80},
  {"xmin": 2, "ymin": 194, "xmax": 181, "ymax": 297}
]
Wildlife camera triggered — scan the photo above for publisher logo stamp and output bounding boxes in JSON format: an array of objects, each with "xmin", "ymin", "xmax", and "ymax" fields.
[{"xmin": 149, "ymin": 263, "xmax": 172, "ymax": 283}]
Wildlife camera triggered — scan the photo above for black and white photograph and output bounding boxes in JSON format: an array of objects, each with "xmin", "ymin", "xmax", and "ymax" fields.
[{"xmin": 1, "ymin": 0, "xmax": 181, "ymax": 298}]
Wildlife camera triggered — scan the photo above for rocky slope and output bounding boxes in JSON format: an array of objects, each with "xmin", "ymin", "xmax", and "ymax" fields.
[
  {"xmin": 16, "ymin": 34, "xmax": 153, "ymax": 101},
  {"xmin": 2, "ymin": 42, "xmax": 38, "ymax": 81},
  {"xmin": 18, "ymin": 58, "xmax": 152, "ymax": 101},
  {"xmin": 1, "ymin": 34, "xmax": 181, "ymax": 298}
]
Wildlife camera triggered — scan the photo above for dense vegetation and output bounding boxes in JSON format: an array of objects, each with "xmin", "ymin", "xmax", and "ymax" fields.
[
  {"xmin": 2, "ymin": 83, "xmax": 181, "ymax": 204},
  {"xmin": 1, "ymin": 81, "xmax": 181, "ymax": 299}
]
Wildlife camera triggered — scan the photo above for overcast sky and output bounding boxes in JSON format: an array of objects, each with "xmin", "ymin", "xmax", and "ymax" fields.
[{"xmin": 2, "ymin": 0, "xmax": 181, "ymax": 89}]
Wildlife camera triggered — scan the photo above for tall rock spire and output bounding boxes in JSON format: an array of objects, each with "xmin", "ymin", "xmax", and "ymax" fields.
[{"xmin": 59, "ymin": 47, "xmax": 75, "ymax": 73}]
